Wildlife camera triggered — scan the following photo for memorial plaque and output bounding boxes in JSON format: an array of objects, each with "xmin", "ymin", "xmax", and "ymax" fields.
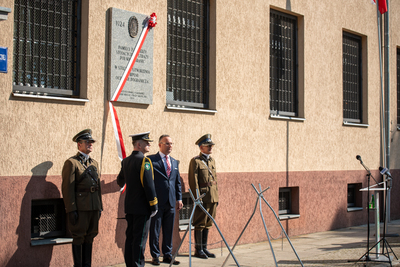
[{"xmin": 108, "ymin": 8, "xmax": 153, "ymax": 104}]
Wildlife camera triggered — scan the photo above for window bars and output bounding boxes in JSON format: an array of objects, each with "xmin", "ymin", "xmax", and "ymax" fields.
[
  {"xmin": 343, "ymin": 32, "xmax": 362, "ymax": 123},
  {"xmin": 166, "ymin": 0, "xmax": 209, "ymax": 108},
  {"xmin": 270, "ymin": 10, "xmax": 298, "ymax": 117},
  {"xmin": 13, "ymin": 0, "xmax": 81, "ymax": 96}
]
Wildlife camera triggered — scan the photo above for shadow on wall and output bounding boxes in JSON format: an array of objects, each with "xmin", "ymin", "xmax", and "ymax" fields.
[
  {"xmin": 101, "ymin": 178, "xmax": 127, "ymax": 257},
  {"xmin": 6, "ymin": 161, "xmax": 60, "ymax": 267}
]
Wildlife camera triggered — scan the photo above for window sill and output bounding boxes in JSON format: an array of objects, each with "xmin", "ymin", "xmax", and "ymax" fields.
[
  {"xmin": 166, "ymin": 105, "xmax": 217, "ymax": 114},
  {"xmin": 270, "ymin": 114, "xmax": 305, "ymax": 122},
  {"xmin": 31, "ymin": 237, "xmax": 73, "ymax": 246},
  {"xmin": 12, "ymin": 93, "xmax": 89, "ymax": 103},
  {"xmin": 179, "ymin": 224, "xmax": 194, "ymax": 231},
  {"xmin": 347, "ymin": 207, "xmax": 363, "ymax": 212},
  {"xmin": 279, "ymin": 214, "xmax": 300, "ymax": 220},
  {"xmin": 343, "ymin": 121, "xmax": 369, "ymax": 127}
]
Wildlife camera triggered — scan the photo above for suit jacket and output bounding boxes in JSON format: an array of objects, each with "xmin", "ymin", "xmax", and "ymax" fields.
[
  {"xmin": 188, "ymin": 153, "xmax": 218, "ymax": 203},
  {"xmin": 117, "ymin": 151, "xmax": 158, "ymax": 215},
  {"xmin": 148, "ymin": 152, "xmax": 182, "ymax": 208},
  {"xmin": 61, "ymin": 152, "xmax": 102, "ymax": 213}
]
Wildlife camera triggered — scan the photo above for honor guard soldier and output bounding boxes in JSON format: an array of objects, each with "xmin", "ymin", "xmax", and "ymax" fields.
[
  {"xmin": 188, "ymin": 134, "xmax": 219, "ymax": 259},
  {"xmin": 62, "ymin": 129, "xmax": 102, "ymax": 267},
  {"xmin": 117, "ymin": 131, "xmax": 158, "ymax": 267}
]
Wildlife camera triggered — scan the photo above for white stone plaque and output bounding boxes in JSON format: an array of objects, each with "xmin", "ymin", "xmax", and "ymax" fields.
[{"xmin": 108, "ymin": 8, "xmax": 153, "ymax": 104}]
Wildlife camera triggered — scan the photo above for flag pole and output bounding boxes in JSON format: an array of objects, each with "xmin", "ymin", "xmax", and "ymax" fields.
[
  {"xmin": 376, "ymin": 1, "xmax": 386, "ymax": 172},
  {"xmin": 383, "ymin": 0, "xmax": 391, "ymax": 223}
]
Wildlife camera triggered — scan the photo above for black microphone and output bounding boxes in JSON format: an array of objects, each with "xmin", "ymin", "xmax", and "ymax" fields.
[
  {"xmin": 379, "ymin": 166, "xmax": 392, "ymax": 178},
  {"xmin": 356, "ymin": 155, "xmax": 363, "ymax": 163}
]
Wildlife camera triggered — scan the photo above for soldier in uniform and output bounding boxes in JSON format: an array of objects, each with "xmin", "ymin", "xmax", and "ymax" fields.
[
  {"xmin": 62, "ymin": 129, "xmax": 102, "ymax": 267},
  {"xmin": 117, "ymin": 131, "xmax": 158, "ymax": 267},
  {"xmin": 188, "ymin": 134, "xmax": 218, "ymax": 259}
]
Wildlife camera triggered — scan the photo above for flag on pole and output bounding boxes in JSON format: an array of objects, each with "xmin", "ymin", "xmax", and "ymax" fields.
[{"xmin": 373, "ymin": 0, "xmax": 388, "ymax": 14}]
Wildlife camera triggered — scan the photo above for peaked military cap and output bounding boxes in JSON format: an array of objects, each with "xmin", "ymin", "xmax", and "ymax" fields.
[
  {"xmin": 129, "ymin": 131, "xmax": 153, "ymax": 142},
  {"xmin": 72, "ymin": 129, "xmax": 96, "ymax": 142},
  {"xmin": 195, "ymin": 134, "xmax": 215, "ymax": 146}
]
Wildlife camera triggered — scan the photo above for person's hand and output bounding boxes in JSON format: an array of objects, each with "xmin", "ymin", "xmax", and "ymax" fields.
[
  {"xmin": 176, "ymin": 200, "xmax": 183, "ymax": 211},
  {"xmin": 69, "ymin": 211, "xmax": 78, "ymax": 225},
  {"xmin": 150, "ymin": 210, "xmax": 158, "ymax": 218}
]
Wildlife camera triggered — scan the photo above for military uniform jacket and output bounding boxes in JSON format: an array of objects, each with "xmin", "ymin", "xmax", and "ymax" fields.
[
  {"xmin": 62, "ymin": 153, "xmax": 102, "ymax": 213},
  {"xmin": 117, "ymin": 151, "xmax": 158, "ymax": 215},
  {"xmin": 188, "ymin": 153, "xmax": 219, "ymax": 203}
]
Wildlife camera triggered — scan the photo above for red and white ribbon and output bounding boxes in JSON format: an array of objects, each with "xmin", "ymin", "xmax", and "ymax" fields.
[{"xmin": 109, "ymin": 13, "xmax": 157, "ymax": 193}]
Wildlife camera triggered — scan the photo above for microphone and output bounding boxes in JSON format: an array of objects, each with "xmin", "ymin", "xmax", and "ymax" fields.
[
  {"xmin": 379, "ymin": 166, "xmax": 392, "ymax": 178},
  {"xmin": 356, "ymin": 155, "xmax": 363, "ymax": 163}
]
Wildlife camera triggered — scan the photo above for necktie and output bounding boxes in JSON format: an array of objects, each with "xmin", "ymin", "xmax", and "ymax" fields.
[{"xmin": 165, "ymin": 155, "xmax": 171, "ymax": 177}]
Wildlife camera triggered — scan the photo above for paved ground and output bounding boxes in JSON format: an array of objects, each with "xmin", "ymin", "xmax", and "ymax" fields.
[{"xmin": 108, "ymin": 219, "xmax": 400, "ymax": 266}]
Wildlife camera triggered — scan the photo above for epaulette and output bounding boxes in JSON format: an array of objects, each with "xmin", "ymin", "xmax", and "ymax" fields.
[{"xmin": 193, "ymin": 155, "xmax": 200, "ymax": 159}]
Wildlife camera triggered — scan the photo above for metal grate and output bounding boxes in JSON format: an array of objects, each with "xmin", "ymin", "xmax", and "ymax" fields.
[
  {"xmin": 347, "ymin": 184, "xmax": 356, "ymax": 207},
  {"xmin": 31, "ymin": 199, "xmax": 66, "ymax": 238},
  {"xmin": 269, "ymin": 10, "xmax": 298, "ymax": 117},
  {"xmin": 179, "ymin": 192, "xmax": 194, "ymax": 225},
  {"xmin": 279, "ymin": 188, "xmax": 291, "ymax": 214},
  {"xmin": 13, "ymin": 0, "xmax": 81, "ymax": 96},
  {"xmin": 343, "ymin": 32, "xmax": 362, "ymax": 122},
  {"xmin": 397, "ymin": 49, "xmax": 400, "ymax": 125},
  {"xmin": 166, "ymin": 0, "xmax": 209, "ymax": 108}
]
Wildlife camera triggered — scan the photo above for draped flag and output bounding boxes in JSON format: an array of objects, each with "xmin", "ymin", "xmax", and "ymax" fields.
[
  {"xmin": 109, "ymin": 13, "xmax": 157, "ymax": 193},
  {"xmin": 373, "ymin": 0, "xmax": 388, "ymax": 14}
]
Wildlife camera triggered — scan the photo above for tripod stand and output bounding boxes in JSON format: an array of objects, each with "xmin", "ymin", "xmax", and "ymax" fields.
[
  {"xmin": 170, "ymin": 189, "xmax": 240, "ymax": 267},
  {"xmin": 353, "ymin": 157, "xmax": 398, "ymax": 265},
  {"xmin": 221, "ymin": 183, "xmax": 303, "ymax": 267}
]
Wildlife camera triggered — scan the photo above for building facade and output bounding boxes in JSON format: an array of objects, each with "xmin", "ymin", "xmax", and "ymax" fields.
[{"xmin": 1, "ymin": 0, "xmax": 400, "ymax": 266}]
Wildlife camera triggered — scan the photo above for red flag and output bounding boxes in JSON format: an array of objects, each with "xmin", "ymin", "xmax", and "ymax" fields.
[{"xmin": 374, "ymin": 0, "xmax": 388, "ymax": 14}]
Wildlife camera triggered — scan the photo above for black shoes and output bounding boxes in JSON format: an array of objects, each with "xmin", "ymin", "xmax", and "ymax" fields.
[
  {"xmin": 151, "ymin": 257, "xmax": 160, "ymax": 265},
  {"xmin": 194, "ymin": 249, "xmax": 208, "ymax": 259},
  {"xmin": 163, "ymin": 257, "xmax": 180, "ymax": 265},
  {"xmin": 203, "ymin": 248, "xmax": 216, "ymax": 258}
]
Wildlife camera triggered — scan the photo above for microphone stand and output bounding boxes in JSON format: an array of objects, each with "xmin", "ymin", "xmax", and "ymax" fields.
[
  {"xmin": 357, "ymin": 159, "xmax": 376, "ymax": 262},
  {"xmin": 352, "ymin": 159, "xmax": 398, "ymax": 264}
]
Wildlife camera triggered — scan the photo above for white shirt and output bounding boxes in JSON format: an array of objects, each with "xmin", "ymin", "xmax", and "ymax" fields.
[{"xmin": 79, "ymin": 151, "xmax": 90, "ymax": 161}]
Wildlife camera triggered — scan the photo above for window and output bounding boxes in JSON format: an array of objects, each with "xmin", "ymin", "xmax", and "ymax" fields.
[
  {"xmin": 13, "ymin": 0, "xmax": 81, "ymax": 97},
  {"xmin": 278, "ymin": 187, "xmax": 299, "ymax": 219},
  {"xmin": 166, "ymin": 0, "xmax": 209, "ymax": 109},
  {"xmin": 343, "ymin": 32, "xmax": 362, "ymax": 123},
  {"xmin": 279, "ymin": 188, "xmax": 291, "ymax": 214},
  {"xmin": 31, "ymin": 198, "xmax": 66, "ymax": 240},
  {"xmin": 397, "ymin": 48, "xmax": 400, "ymax": 126},
  {"xmin": 179, "ymin": 192, "xmax": 194, "ymax": 230},
  {"xmin": 270, "ymin": 10, "xmax": 298, "ymax": 117},
  {"xmin": 347, "ymin": 183, "xmax": 362, "ymax": 211}
]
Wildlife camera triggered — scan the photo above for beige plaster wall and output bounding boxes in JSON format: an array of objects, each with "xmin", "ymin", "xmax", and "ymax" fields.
[{"xmin": 0, "ymin": 0, "xmax": 399, "ymax": 177}]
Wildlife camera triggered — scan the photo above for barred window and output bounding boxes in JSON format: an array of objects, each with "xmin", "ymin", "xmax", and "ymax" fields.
[
  {"xmin": 179, "ymin": 192, "xmax": 194, "ymax": 230},
  {"xmin": 270, "ymin": 10, "xmax": 298, "ymax": 117},
  {"xmin": 343, "ymin": 32, "xmax": 362, "ymax": 123},
  {"xmin": 166, "ymin": 0, "xmax": 209, "ymax": 109},
  {"xmin": 279, "ymin": 188, "xmax": 291, "ymax": 215},
  {"xmin": 397, "ymin": 48, "xmax": 400, "ymax": 125},
  {"xmin": 31, "ymin": 199, "xmax": 66, "ymax": 239},
  {"xmin": 13, "ymin": 0, "xmax": 81, "ymax": 97}
]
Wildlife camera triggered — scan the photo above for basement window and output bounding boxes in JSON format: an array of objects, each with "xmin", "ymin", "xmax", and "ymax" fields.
[{"xmin": 31, "ymin": 198, "xmax": 72, "ymax": 246}]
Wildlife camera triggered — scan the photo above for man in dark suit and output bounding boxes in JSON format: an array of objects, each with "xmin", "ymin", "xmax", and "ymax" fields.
[
  {"xmin": 148, "ymin": 135, "xmax": 183, "ymax": 265},
  {"xmin": 62, "ymin": 129, "xmax": 102, "ymax": 267},
  {"xmin": 117, "ymin": 132, "xmax": 158, "ymax": 267}
]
